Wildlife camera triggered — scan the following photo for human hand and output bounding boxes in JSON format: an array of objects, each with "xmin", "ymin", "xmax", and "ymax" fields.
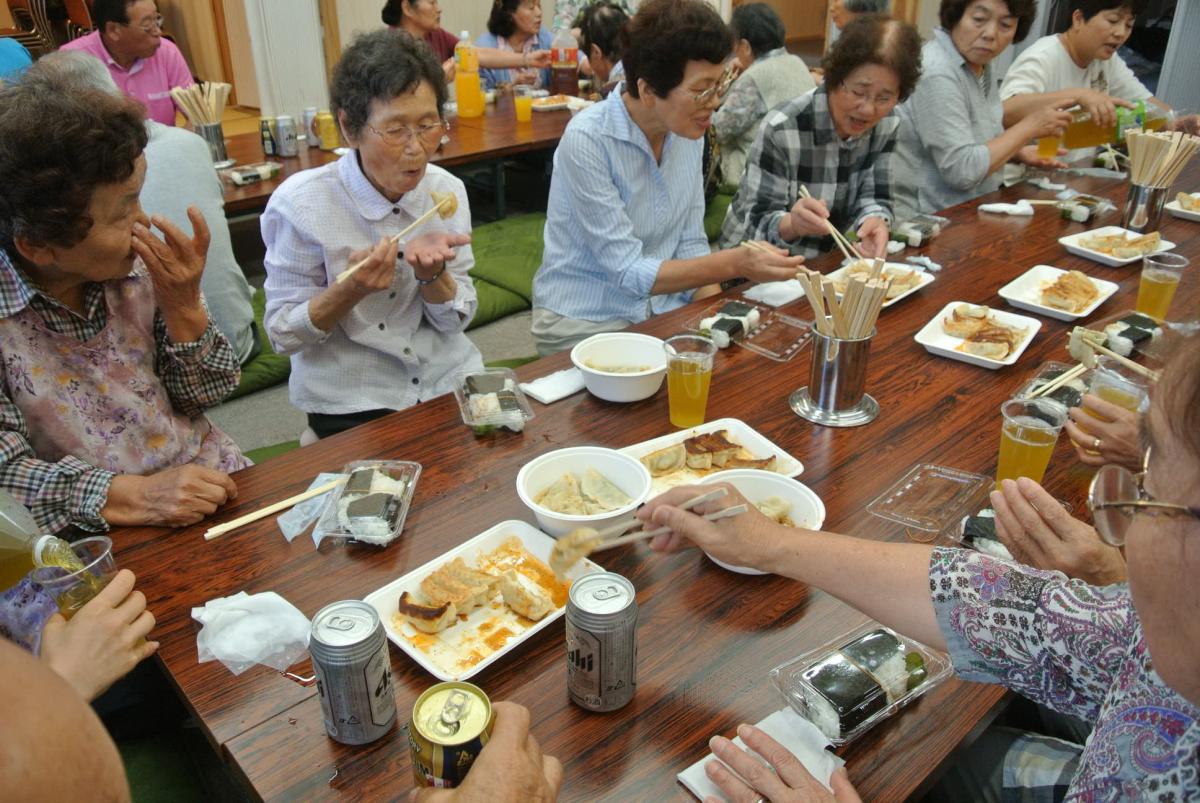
[
  {"xmin": 783, "ymin": 197, "xmax": 832, "ymax": 240},
  {"xmin": 40, "ymin": 569, "xmax": 158, "ymax": 702},
  {"xmin": 405, "ymin": 231, "xmax": 471, "ymax": 281},
  {"xmin": 409, "ymin": 701, "xmax": 562, "ymax": 803},
  {"xmin": 133, "ymin": 207, "xmax": 209, "ymax": 315},
  {"xmin": 733, "ymin": 241, "xmax": 806, "ymax": 283},
  {"xmin": 1022, "ymin": 103, "xmax": 1073, "ymax": 140},
  {"xmin": 342, "ymin": 237, "xmax": 401, "ymax": 297},
  {"xmin": 1075, "ymin": 89, "xmax": 1133, "ymax": 132},
  {"xmin": 705, "ymin": 724, "xmax": 862, "ymax": 803},
  {"xmin": 102, "ymin": 465, "xmax": 238, "ymax": 527},
  {"xmin": 637, "ymin": 483, "xmax": 781, "ymax": 570},
  {"xmin": 1016, "ymin": 145, "xmax": 1068, "ymax": 170},
  {"xmin": 1064, "ymin": 394, "xmax": 1143, "ymax": 471},
  {"xmin": 442, "ymin": 58, "xmax": 457, "ymax": 83},
  {"xmin": 527, "ymin": 49, "xmax": 552, "ymax": 69},
  {"xmin": 854, "ymin": 216, "xmax": 889, "ymax": 259},
  {"xmin": 991, "ymin": 478, "xmax": 1126, "ymax": 585}
]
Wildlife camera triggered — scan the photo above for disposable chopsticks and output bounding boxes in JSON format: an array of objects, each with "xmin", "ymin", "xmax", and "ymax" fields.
[
  {"xmin": 593, "ymin": 505, "xmax": 750, "ymax": 551},
  {"xmin": 204, "ymin": 477, "xmax": 346, "ymax": 541},
  {"xmin": 1029, "ymin": 363, "xmax": 1087, "ymax": 399},
  {"xmin": 798, "ymin": 185, "xmax": 864, "ymax": 262},
  {"xmin": 336, "ymin": 196, "xmax": 455, "ymax": 284},
  {"xmin": 171, "ymin": 82, "xmax": 231, "ymax": 127}
]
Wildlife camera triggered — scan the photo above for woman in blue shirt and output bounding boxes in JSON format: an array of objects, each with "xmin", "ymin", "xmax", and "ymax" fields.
[{"xmin": 476, "ymin": 0, "xmax": 554, "ymax": 89}]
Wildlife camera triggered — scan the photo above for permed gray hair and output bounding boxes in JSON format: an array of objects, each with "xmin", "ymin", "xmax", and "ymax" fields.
[{"xmin": 30, "ymin": 50, "xmax": 122, "ymax": 96}]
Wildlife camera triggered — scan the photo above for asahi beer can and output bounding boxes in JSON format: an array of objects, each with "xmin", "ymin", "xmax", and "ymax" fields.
[
  {"xmin": 275, "ymin": 114, "xmax": 299, "ymax": 156},
  {"xmin": 310, "ymin": 600, "xmax": 396, "ymax": 745},
  {"xmin": 316, "ymin": 110, "xmax": 339, "ymax": 151},
  {"xmin": 566, "ymin": 571, "xmax": 637, "ymax": 712},
  {"xmin": 408, "ymin": 682, "xmax": 494, "ymax": 788},
  {"xmin": 302, "ymin": 106, "xmax": 319, "ymax": 149},
  {"xmin": 259, "ymin": 116, "xmax": 276, "ymax": 156}
]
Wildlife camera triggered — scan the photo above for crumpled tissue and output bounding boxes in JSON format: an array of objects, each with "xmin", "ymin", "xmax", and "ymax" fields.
[
  {"xmin": 193, "ymin": 591, "xmax": 311, "ymax": 675},
  {"xmin": 979, "ymin": 200, "xmax": 1034, "ymax": 216},
  {"xmin": 1027, "ymin": 176, "xmax": 1066, "ymax": 191}
]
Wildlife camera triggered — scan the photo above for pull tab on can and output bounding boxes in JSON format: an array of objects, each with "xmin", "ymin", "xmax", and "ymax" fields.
[{"xmin": 432, "ymin": 689, "xmax": 471, "ymax": 738}]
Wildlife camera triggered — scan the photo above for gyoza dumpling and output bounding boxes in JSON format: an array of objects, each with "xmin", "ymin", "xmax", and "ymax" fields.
[
  {"xmin": 640, "ymin": 443, "xmax": 687, "ymax": 477},
  {"xmin": 754, "ymin": 496, "xmax": 793, "ymax": 525},
  {"xmin": 534, "ymin": 473, "xmax": 588, "ymax": 515},
  {"xmin": 397, "ymin": 591, "xmax": 458, "ymax": 634},
  {"xmin": 580, "ymin": 467, "xmax": 632, "ymax": 514},
  {"xmin": 500, "ymin": 570, "xmax": 554, "ymax": 621}
]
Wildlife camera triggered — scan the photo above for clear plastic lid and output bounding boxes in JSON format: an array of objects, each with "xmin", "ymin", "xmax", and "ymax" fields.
[
  {"xmin": 314, "ymin": 460, "xmax": 421, "ymax": 547},
  {"xmin": 866, "ymin": 463, "xmax": 991, "ymax": 543},
  {"xmin": 452, "ymin": 368, "xmax": 535, "ymax": 434},
  {"xmin": 691, "ymin": 300, "xmax": 812, "ymax": 362}
]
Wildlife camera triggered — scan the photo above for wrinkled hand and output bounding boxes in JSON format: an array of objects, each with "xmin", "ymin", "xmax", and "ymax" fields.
[
  {"xmin": 410, "ymin": 701, "xmax": 562, "ymax": 803},
  {"xmin": 1016, "ymin": 145, "xmax": 1068, "ymax": 170},
  {"xmin": 1076, "ymin": 89, "xmax": 1133, "ymax": 132},
  {"xmin": 343, "ymin": 237, "xmax": 401, "ymax": 296},
  {"xmin": 785, "ymin": 197, "xmax": 833, "ymax": 239},
  {"xmin": 991, "ymin": 478, "xmax": 1127, "ymax": 585},
  {"xmin": 132, "ymin": 207, "xmax": 209, "ymax": 315},
  {"xmin": 734, "ymin": 241, "xmax": 806, "ymax": 283},
  {"xmin": 705, "ymin": 724, "xmax": 861, "ymax": 803},
  {"xmin": 527, "ymin": 50, "xmax": 552, "ymax": 69},
  {"xmin": 405, "ymin": 231, "xmax": 471, "ymax": 281},
  {"xmin": 854, "ymin": 216, "xmax": 889, "ymax": 259},
  {"xmin": 1065, "ymin": 394, "xmax": 1143, "ymax": 471},
  {"xmin": 40, "ymin": 569, "xmax": 158, "ymax": 702},
  {"xmin": 637, "ymin": 483, "xmax": 780, "ymax": 570},
  {"xmin": 1024, "ymin": 103, "xmax": 1074, "ymax": 140},
  {"xmin": 103, "ymin": 465, "xmax": 238, "ymax": 527}
]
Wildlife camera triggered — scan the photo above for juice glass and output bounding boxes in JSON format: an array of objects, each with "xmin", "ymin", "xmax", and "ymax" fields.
[
  {"xmin": 1136, "ymin": 252, "xmax": 1188, "ymax": 321},
  {"xmin": 1086, "ymin": 354, "xmax": 1150, "ymax": 419},
  {"xmin": 1036, "ymin": 135, "xmax": 1060, "ymax": 159},
  {"xmin": 664, "ymin": 335, "xmax": 716, "ymax": 428},
  {"xmin": 995, "ymin": 399, "xmax": 1067, "ymax": 489},
  {"xmin": 30, "ymin": 536, "xmax": 115, "ymax": 619},
  {"xmin": 514, "ymin": 85, "xmax": 533, "ymax": 123}
]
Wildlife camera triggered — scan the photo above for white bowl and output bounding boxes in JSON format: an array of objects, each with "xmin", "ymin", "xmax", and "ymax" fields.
[
  {"xmin": 516, "ymin": 446, "xmax": 652, "ymax": 537},
  {"xmin": 570, "ymin": 333, "xmax": 667, "ymax": 403},
  {"xmin": 698, "ymin": 469, "xmax": 826, "ymax": 574}
]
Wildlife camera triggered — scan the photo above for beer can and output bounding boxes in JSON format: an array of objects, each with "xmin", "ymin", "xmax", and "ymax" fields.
[
  {"xmin": 566, "ymin": 571, "xmax": 637, "ymax": 712},
  {"xmin": 275, "ymin": 114, "xmax": 299, "ymax": 157},
  {"xmin": 316, "ymin": 110, "xmax": 339, "ymax": 151},
  {"xmin": 302, "ymin": 106, "xmax": 319, "ymax": 149},
  {"xmin": 310, "ymin": 600, "xmax": 396, "ymax": 745},
  {"xmin": 408, "ymin": 681, "xmax": 494, "ymax": 788},
  {"xmin": 259, "ymin": 116, "xmax": 276, "ymax": 157}
]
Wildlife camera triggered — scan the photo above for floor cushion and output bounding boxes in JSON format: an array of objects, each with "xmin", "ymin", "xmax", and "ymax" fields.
[{"xmin": 226, "ymin": 288, "xmax": 290, "ymax": 401}]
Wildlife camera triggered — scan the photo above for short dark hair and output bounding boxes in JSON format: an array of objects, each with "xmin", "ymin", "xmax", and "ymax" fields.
[
  {"xmin": 1070, "ymin": 0, "xmax": 1148, "ymax": 21},
  {"xmin": 487, "ymin": 0, "xmax": 525, "ymax": 38},
  {"xmin": 844, "ymin": 0, "xmax": 891, "ymax": 12},
  {"xmin": 822, "ymin": 14, "xmax": 922, "ymax": 101},
  {"xmin": 92, "ymin": 0, "xmax": 137, "ymax": 32},
  {"xmin": 940, "ymin": 0, "xmax": 1038, "ymax": 43},
  {"xmin": 579, "ymin": 2, "xmax": 629, "ymax": 63},
  {"xmin": 622, "ymin": 0, "xmax": 732, "ymax": 99},
  {"xmin": 730, "ymin": 3, "xmax": 786, "ymax": 59},
  {"xmin": 381, "ymin": 0, "xmax": 402, "ymax": 26},
  {"xmin": 0, "ymin": 71, "xmax": 147, "ymax": 254},
  {"xmin": 330, "ymin": 29, "xmax": 447, "ymax": 139}
]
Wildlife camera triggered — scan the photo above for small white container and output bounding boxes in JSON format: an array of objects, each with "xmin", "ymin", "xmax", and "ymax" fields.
[
  {"xmin": 570, "ymin": 332, "xmax": 667, "ymax": 403},
  {"xmin": 699, "ymin": 469, "xmax": 825, "ymax": 574},
  {"xmin": 516, "ymin": 446, "xmax": 652, "ymax": 536}
]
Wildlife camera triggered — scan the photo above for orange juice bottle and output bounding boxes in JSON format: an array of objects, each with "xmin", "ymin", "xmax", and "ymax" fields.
[{"xmin": 454, "ymin": 34, "xmax": 484, "ymax": 118}]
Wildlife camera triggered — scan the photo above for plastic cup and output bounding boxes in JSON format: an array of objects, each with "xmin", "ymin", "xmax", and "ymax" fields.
[
  {"xmin": 1036, "ymin": 135, "xmax": 1060, "ymax": 159},
  {"xmin": 1136, "ymin": 252, "xmax": 1188, "ymax": 321},
  {"xmin": 995, "ymin": 399, "xmax": 1067, "ymax": 489},
  {"xmin": 30, "ymin": 536, "xmax": 116, "ymax": 619},
  {"xmin": 664, "ymin": 335, "xmax": 716, "ymax": 428},
  {"xmin": 514, "ymin": 85, "xmax": 533, "ymax": 123}
]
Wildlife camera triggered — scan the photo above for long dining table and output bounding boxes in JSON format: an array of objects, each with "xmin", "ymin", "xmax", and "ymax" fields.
[{"xmin": 114, "ymin": 163, "xmax": 1199, "ymax": 801}]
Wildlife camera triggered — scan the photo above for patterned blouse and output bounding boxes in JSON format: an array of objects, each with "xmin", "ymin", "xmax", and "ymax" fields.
[{"xmin": 930, "ymin": 547, "xmax": 1199, "ymax": 800}]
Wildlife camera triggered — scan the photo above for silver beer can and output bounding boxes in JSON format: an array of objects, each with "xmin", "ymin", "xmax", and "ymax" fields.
[
  {"xmin": 275, "ymin": 114, "xmax": 299, "ymax": 156},
  {"xmin": 566, "ymin": 571, "xmax": 637, "ymax": 712},
  {"xmin": 302, "ymin": 106, "xmax": 320, "ymax": 149},
  {"xmin": 310, "ymin": 600, "xmax": 397, "ymax": 745}
]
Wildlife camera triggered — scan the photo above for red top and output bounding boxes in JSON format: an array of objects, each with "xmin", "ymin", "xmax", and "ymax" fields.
[{"xmin": 425, "ymin": 27, "xmax": 459, "ymax": 61}]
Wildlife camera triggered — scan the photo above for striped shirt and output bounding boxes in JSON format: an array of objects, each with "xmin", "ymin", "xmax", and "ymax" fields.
[
  {"xmin": 719, "ymin": 85, "xmax": 897, "ymax": 258},
  {"xmin": 532, "ymin": 85, "xmax": 711, "ymax": 324}
]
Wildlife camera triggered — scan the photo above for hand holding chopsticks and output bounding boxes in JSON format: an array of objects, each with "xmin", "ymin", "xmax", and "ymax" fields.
[{"xmin": 336, "ymin": 193, "xmax": 458, "ymax": 284}]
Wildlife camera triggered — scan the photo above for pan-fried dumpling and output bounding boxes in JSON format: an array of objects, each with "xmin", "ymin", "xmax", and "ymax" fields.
[
  {"xmin": 500, "ymin": 570, "xmax": 554, "ymax": 621},
  {"xmin": 534, "ymin": 473, "xmax": 588, "ymax": 515},
  {"xmin": 398, "ymin": 592, "xmax": 458, "ymax": 634},
  {"xmin": 580, "ymin": 467, "xmax": 632, "ymax": 514},
  {"xmin": 640, "ymin": 443, "xmax": 687, "ymax": 477},
  {"xmin": 754, "ymin": 496, "xmax": 793, "ymax": 525}
]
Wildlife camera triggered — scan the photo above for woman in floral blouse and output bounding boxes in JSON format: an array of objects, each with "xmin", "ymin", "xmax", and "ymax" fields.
[{"xmin": 639, "ymin": 336, "xmax": 1200, "ymax": 800}]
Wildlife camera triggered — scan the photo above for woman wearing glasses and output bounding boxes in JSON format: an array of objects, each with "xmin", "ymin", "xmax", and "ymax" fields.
[
  {"xmin": 638, "ymin": 335, "xmax": 1200, "ymax": 800},
  {"xmin": 531, "ymin": 0, "xmax": 803, "ymax": 356},
  {"xmin": 720, "ymin": 15, "xmax": 922, "ymax": 260},
  {"xmin": 261, "ymin": 30, "xmax": 481, "ymax": 439}
]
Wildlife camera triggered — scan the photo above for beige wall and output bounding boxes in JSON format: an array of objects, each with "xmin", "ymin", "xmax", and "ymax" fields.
[
  {"xmin": 0, "ymin": 5, "xmax": 12, "ymax": 27},
  {"xmin": 159, "ymin": 0, "xmax": 226, "ymax": 82}
]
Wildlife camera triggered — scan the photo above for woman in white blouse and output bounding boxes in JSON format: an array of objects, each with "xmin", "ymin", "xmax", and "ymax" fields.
[{"xmin": 262, "ymin": 30, "xmax": 482, "ymax": 439}]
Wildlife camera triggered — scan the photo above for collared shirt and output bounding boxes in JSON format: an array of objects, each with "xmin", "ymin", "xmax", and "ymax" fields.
[
  {"xmin": 930, "ymin": 547, "xmax": 1200, "ymax": 800},
  {"xmin": 261, "ymin": 153, "xmax": 482, "ymax": 416},
  {"xmin": 475, "ymin": 29, "xmax": 553, "ymax": 90},
  {"xmin": 719, "ymin": 85, "xmax": 897, "ymax": 258},
  {"xmin": 0, "ymin": 250, "xmax": 239, "ymax": 532},
  {"xmin": 892, "ymin": 28, "xmax": 1004, "ymax": 220},
  {"xmin": 532, "ymin": 85, "xmax": 711, "ymax": 324},
  {"xmin": 60, "ymin": 31, "xmax": 194, "ymax": 125}
]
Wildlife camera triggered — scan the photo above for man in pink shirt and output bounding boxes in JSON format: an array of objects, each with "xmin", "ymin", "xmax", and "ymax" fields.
[{"xmin": 61, "ymin": 0, "xmax": 194, "ymax": 126}]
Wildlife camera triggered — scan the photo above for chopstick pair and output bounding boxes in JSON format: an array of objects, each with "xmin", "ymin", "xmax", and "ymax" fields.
[
  {"xmin": 571, "ymin": 487, "xmax": 746, "ymax": 553},
  {"xmin": 1029, "ymin": 363, "xmax": 1087, "ymax": 400},
  {"xmin": 203, "ymin": 477, "xmax": 347, "ymax": 541},
  {"xmin": 335, "ymin": 195, "xmax": 455, "ymax": 284},
  {"xmin": 798, "ymin": 185, "xmax": 864, "ymax": 263}
]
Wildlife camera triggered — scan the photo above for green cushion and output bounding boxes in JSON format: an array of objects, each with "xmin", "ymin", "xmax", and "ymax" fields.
[
  {"xmin": 245, "ymin": 440, "xmax": 300, "ymax": 464},
  {"xmin": 468, "ymin": 278, "xmax": 529, "ymax": 331},
  {"xmin": 705, "ymin": 193, "xmax": 734, "ymax": 243},
  {"xmin": 485, "ymin": 356, "xmax": 538, "ymax": 370},
  {"xmin": 226, "ymin": 288, "xmax": 290, "ymax": 401},
  {"xmin": 468, "ymin": 213, "xmax": 546, "ymax": 302}
]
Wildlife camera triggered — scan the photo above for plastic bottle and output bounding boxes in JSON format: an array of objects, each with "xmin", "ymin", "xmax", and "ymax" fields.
[
  {"xmin": 454, "ymin": 33, "xmax": 485, "ymax": 118},
  {"xmin": 0, "ymin": 490, "xmax": 84, "ymax": 589},
  {"xmin": 550, "ymin": 28, "xmax": 580, "ymax": 96}
]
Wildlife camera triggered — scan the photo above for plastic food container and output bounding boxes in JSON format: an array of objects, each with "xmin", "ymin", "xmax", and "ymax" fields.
[
  {"xmin": 314, "ymin": 459, "xmax": 421, "ymax": 546},
  {"xmin": 866, "ymin": 463, "xmax": 991, "ymax": 543},
  {"xmin": 515, "ymin": 446, "xmax": 651, "ymax": 536},
  {"xmin": 453, "ymin": 368, "xmax": 535, "ymax": 434},
  {"xmin": 1013, "ymin": 360, "xmax": 1093, "ymax": 412},
  {"xmin": 770, "ymin": 623, "xmax": 952, "ymax": 746},
  {"xmin": 570, "ymin": 333, "xmax": 667, "ymax": 403},
  {"xmin": 690, "ymin": 301, "xmax": 812, "ymax": 362}
]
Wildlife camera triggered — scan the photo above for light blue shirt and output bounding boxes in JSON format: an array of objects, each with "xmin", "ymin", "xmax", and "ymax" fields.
[
  {"xmin": 533, "ymin": 85, "xmax": 710, "ymax": 324},
  {"xmin": 475, "ymin": 28, "xmax": 553, "ymax": 90}
]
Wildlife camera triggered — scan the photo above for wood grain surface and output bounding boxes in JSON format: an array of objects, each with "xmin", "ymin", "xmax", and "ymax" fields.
[{"xmin": 115, "ymin": 164, "xmax": 1200, "ymax": 801}]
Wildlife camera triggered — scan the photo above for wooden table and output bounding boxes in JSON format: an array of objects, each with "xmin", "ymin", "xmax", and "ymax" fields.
[
  {"xmin": 221, "ymin": 97, "xmax": 573, "ymax": 217},
  {"xmin": 115, "ymin": 165, "xmax": 1200, "ymax": 801}
]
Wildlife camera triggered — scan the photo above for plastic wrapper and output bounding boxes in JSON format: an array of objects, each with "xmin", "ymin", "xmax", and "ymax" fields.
[
  {"xmin": 277, "ymin": 472, "xmax": 345, "ymax": 543},
  {"xmin": 221, "ymin": 161, "xmax": 282, "ymax": 186},
  {"xmin": 1055, "ymin": 190, "xmax": 1115, "ymax": 223},
  {"xmin": 867, "ymin": 463, "xmax": 991, "ymax": 543},
  {"xmin": 890, "ymin": 214, "xmax": 949, "ymax": 247},
  {"xmin": 453, "ymin": 368, "xmax": 535, "ymax": 434}
]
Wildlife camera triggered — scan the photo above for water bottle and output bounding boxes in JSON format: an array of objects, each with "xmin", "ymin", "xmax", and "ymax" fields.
[
  {"xmin": 550, "ymin": 28, "xmax": 579, "ymax": 96},
  {"xmin": 454, "ymin": 33, "xmax": 484, "ymax": 118}
]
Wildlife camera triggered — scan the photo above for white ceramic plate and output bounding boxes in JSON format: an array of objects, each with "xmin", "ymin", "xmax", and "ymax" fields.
[
  {"xmin": 362, "ymin": 520, "xmax": 601, "ymax": 681},
  {"xmin": 825, "ymin": 262, "xmax": 935, "ymax": 309},
  {"xmin": 997, "ymin": 265, "xmax": 1119, "ymax": 321},
  {"xmin": 619, "ymin": 417, "xmax": 804, "ymax": 495},
  {"xmin": 1058, "ymin": 226, "xmax": 1175, "ymax": 267},
  {"xmin": 913, "ymin": 302, "xmax": 1042, "ymax": 369},
  {"xmin": 1165, "ymin": 194, "xmax": 1200, "ymax": 222}
]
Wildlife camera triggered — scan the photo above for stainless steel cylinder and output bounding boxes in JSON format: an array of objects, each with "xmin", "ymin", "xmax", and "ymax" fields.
[
  {"xmin": 808, "ymin": 329, "xmax": 874, "ymax": 413},
  {"xmin": 195, "ymin": 122, "xmax": 229, "ymax": 165},
  {"xmin": 1121, "ymin": 182, "xmax": 1168, "ymax": 232}
]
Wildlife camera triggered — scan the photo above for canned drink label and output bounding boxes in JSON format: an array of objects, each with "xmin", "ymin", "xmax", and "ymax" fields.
[
  {"xmin": 365, "ymin": 644, "xmax": 395, "ymax": 726},
  {"xmin": 566, "ymin": 627, "xmax": 602, "ymax": 704}
]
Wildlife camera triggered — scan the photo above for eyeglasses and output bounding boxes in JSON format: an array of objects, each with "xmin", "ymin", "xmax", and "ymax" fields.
[
  {"xmin": 368, "ymin": 120, "xmax": 450, "ymax": 149},
  {"xmin": 840, "ymin": 83, "xmax": 897, "ymax": 112},
  {"xmin": 685, "ymin": 62, "xmax": 739, "ymax": 108},
  {"xmin": 123, "ymin": 14, "xmax": 165, "ymax": 33},
  {"xmin": 1088, "ymin": 447, "xmax": 1200, "ymax": 546}
]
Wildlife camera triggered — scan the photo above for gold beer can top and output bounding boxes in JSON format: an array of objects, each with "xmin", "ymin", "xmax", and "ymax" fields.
[{"xmin": 413, "ymin": 682, "xmax": 493, "ymax": 746}]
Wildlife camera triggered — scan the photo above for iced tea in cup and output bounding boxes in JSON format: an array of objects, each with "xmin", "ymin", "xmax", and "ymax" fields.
[
  {"xmin": 995, "ymin": 399, "xmax": 1067, "ymax": 489},
  {"xmin": 1136, "ymin": 252, "xmax": 1188, "ymax": 321},
  {"xmin": 1087, "ymin": 354, "xmax": 1150, "ymax": 418},
  {"xmin": 664, "ymin": 335, "xmax": 716, "ymax": 428},
  {"xmin": 30, "ymin": 536, "xmax": 115, "ymax": 619},
  {"xmin": 1036, "ymin": 135, "xmax": 1060, "ymax": 160}
]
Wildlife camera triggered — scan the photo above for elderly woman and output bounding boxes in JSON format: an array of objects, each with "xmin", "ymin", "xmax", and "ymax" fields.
[
  {"xmin": 712, "ymin": 3, "xmax": 815, "ymax": 189},
  {"xmin": 892, "ymin": 0, "xmax": 1073, "ymax": 219},
  {"xmin": 720, "ymin": 15, "xmax": 922, "ymax": 260},
  {"xmin": 0, "ymin": 68, "xmax": 246, "ymax": 535},
  {"xmin": 640, "ymin": 335, "xmax": 1200, "ymax": 800},
  {"xmin": 477, "ymin": 0, "xmax": 554, "ymax": 90},
  {"xmin": 262, "ymin": 30, "xmax": 480, "ymax": 440},
  {"xmin": 530, "ymin": 0, "xmax": 802, "ymax": 356}
]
